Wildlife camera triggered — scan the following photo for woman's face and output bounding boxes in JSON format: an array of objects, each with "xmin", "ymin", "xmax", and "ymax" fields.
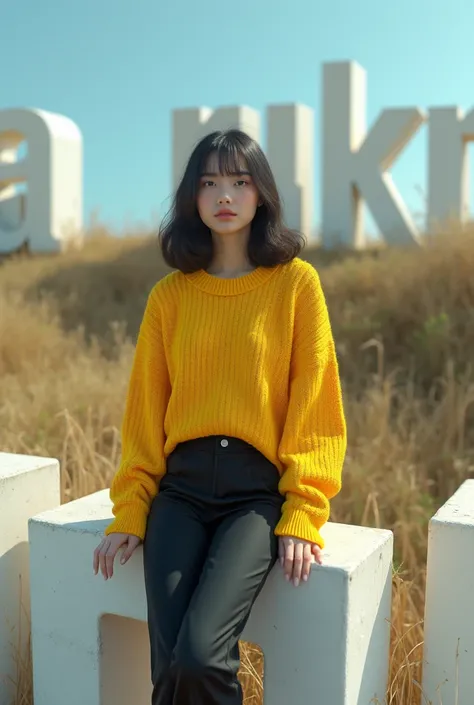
[{"xmin": 196, "ymin": 153, "xmax": 260, "ymax": 236}]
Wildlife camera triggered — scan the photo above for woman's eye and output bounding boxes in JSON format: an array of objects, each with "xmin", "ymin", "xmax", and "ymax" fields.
[
  {"xmin": 236, "ymin": 180, "xmax": 248, "ymax": 187},
  {"xmin": 202, "ymin": 181, "xmax": 214, "ymax": 187}
]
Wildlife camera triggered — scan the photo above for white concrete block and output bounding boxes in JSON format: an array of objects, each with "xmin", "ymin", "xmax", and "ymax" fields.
[
  {"xmin": 0, "ymin": 453, "xmax": 60, "ymax": 705},
  {"xmin": 28, "ymin": 489, "xmax": 393, "ymax": 705},
  {"xmin": 422, "ymin": 479, "xmax": 474, "ymax": 705}
]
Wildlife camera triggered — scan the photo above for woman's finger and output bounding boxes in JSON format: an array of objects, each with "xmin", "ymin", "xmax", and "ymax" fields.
[
  {"xmin": 93, "ymin": 540, "xmax": 104, "ymax": 574},
  {"xmin": 283, "ymin": 540, "xmax": 294, "ymax": 582},
  {"xmin": 105, "ymin": 542, "xmax": 118, "ymax": 579},
  {"xmin": 302, "ymin": 543, "xmax": 313, "ymax": 582},
  {"xmin": 99, "ymin": 540, "xmax": 110, "ymax": 579},
  {"xmin": 120, "ymin": 535, "xmax": 140, "ymax": 564},
  {"xmin": 312, "ymin": 544, "xmax": 323, "ymax": 565},
  {"xmin": 278, "ymin": 537, "xmax": 285, "ymax": 567},
  {"xmin": 292, "ymin": 542, "xmax": 304, "ymax": 586},
  {"xmin": 101, "ymin": 538, "xmax": 118, "ymax": 580}
]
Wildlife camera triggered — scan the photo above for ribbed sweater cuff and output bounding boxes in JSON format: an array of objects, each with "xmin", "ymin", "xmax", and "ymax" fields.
[
  {"xmin": 275, "ymin": 507, "xmax": 325, "ymax": 549},
  {"xmin": 104, "ymin": 505, "xmax": 148, "ymax": 540}
]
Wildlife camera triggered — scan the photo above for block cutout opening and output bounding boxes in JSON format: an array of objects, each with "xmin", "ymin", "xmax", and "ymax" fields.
[
  {"xmin": 100, "ymin": 614, "xmax": 152, "ymax": 705},
  {"xmin": 239, "ymin": 640, "xmax": 265, "ymax": 703},
  {"xmin": 99, "ymin": 616, "xmax": 265, "ymax": 704}
]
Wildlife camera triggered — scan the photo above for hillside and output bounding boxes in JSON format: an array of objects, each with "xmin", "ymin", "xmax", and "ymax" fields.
[{"xmin": 1, "ymin": 224, "xmax": 474, "ymax": 703}]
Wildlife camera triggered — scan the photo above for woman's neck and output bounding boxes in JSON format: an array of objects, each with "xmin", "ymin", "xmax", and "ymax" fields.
[
  {"xmin": 206, "ymin": 263, "xmax": 256, "ymax": 278},
  {"xmin": 207, "ymin": 230, "xmax": 255, "ymax": 277}
]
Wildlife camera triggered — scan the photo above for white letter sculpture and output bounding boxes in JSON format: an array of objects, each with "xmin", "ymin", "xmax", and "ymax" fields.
[
  {"xmin": 172, "ymin": 104, "xmax": 316, "ymax": 243},
  {"xmin": 0, "ymin": 108, "xmax": 83, "ymax": 254},
  {"xmin": 267, "ymin": 104, "xmax": 314, "ymax": 244},
  {"xmin": 428, "ymin": 107, "xmax": 474, "ymax": 230},
  {"xmin": 322, "ymin": 62, "xmax": 426, "ymax": 249}
]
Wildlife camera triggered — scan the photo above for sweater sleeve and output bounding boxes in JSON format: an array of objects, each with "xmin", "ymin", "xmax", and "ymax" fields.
[
  {"xmin": 104, "ymin": 285, "xmax": 171, "ymax": 539},
  {"xmin": 275, "ymin": 267, "xmax": 347, "ymax": 549}
]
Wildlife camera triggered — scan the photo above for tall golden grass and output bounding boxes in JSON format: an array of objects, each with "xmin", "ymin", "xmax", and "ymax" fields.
[{"xmin": 2, "ymin": 222, "xmax": 474, "ymax": 704}]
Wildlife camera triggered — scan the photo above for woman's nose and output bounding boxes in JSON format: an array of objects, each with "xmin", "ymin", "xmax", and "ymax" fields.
[{"xmin": 217, "ymin": 192, "xmax": 231, "ymax": 204}]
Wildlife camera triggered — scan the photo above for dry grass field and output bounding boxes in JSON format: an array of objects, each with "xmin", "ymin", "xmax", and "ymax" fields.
[{"xmin": 2, "ymin": 222, "xmax": 474, "ymax": 704}]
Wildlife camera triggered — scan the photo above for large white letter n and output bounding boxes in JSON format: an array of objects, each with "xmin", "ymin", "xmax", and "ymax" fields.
[{"xmin": 321, "ymin": 62, "xmax": 426, "ymax": 249}]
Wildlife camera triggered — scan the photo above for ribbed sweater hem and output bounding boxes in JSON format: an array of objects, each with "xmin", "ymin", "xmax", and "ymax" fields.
[
  {"xmin": 275, "ymin": 508, "xmax": 325, "ymax": 549},
  {"xmin": 104, "ymin": 508, "xmax": 148, "ymax": 540}
]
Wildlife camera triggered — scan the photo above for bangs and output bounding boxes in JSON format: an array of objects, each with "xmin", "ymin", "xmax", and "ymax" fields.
[{"xmin": 198, "ymin": 135, "xmax": 250, "ymax": 177}]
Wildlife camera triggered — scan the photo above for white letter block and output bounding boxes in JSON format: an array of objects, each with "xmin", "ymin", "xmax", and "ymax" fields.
[
  {"xmin": 322, "ymin": 61, "xmax": 426, "ymax": 249},
  {"xmin": 428, "ymin": 107, "xmax": 474, "ymax": 230},
  {"xmin": 29, "ymin": 489, "xmax": 393, "ymax": 705},
  {"xmin": 0, "ymin": 108, "xmax": 83, "ymax": 254},
  {"xmin": 0, "ymin": 453, "xmax": 60, "ymax": 700},
  {"xmin": 422, "ymin": 480, "xmax": 474, "ymax": 705},
  {"xmin": 267, "ymin": 104, "xmax": 315, "ymax": 243}
]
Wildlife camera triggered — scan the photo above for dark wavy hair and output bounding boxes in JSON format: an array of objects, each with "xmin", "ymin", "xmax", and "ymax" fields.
[{"xmin": 158, "ymin": 129, "xmax": 305, "ymax": 273}]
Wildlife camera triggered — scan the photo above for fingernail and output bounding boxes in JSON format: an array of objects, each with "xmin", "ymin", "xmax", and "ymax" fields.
[
  {"xmin": 293, "ymin": 578, "xmax": 299, "ymax": 587},
  {"xmin": 303, "ymin": 575, "xmax": 308, "ymax": 582},
  {"xmin": 285, "ymin": 574, "xmax": 290, "ymax": 581},
  {"xmin": 120, "ymin": 558, "xmax": 125, "ymax": 564}
]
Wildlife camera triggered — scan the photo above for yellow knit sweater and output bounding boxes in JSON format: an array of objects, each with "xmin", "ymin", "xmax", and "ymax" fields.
[{"xmin": 105, "ymin": 256, "xmax": 347, "ymax": 548}]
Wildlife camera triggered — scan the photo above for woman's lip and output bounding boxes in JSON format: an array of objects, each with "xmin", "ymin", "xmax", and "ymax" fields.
[{"xmin": 215, "ymin": 212, "xmax": 236, "ymax": 218}]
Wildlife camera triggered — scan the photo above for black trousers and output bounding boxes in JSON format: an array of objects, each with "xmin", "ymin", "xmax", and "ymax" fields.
[{"xmin": 142, "ymin": 435, "xmax": 284, "ymax": 705}]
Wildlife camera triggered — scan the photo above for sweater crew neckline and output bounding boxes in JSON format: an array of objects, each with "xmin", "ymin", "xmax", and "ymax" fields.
[{"xmin": 183, "ymin": 264, "xmax": 281, "ymax": 296}]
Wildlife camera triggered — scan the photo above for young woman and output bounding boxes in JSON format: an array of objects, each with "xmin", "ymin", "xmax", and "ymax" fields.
[{"xmin": 93, "ymin": 129, "xmax": 347, "ymax": 705}]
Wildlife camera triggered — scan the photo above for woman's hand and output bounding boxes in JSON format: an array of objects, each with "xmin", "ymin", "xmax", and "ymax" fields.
[
  {"xmin": 278, "ymin": 535, "xmax": 323, "ymax": 587},
  {"xmin": 93, "ymin": 532, "xmax": 142, "ymax": 580}
]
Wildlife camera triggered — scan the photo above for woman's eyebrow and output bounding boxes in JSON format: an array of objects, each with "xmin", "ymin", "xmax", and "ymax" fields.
[{"xmin": 200, "ymin": 170, "xmax": 251, "ymax": 177}]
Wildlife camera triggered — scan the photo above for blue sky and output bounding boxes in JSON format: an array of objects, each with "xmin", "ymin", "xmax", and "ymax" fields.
[{"xmin": 2, "ymin": 0, "xmax": 474, "ymax": 235}]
